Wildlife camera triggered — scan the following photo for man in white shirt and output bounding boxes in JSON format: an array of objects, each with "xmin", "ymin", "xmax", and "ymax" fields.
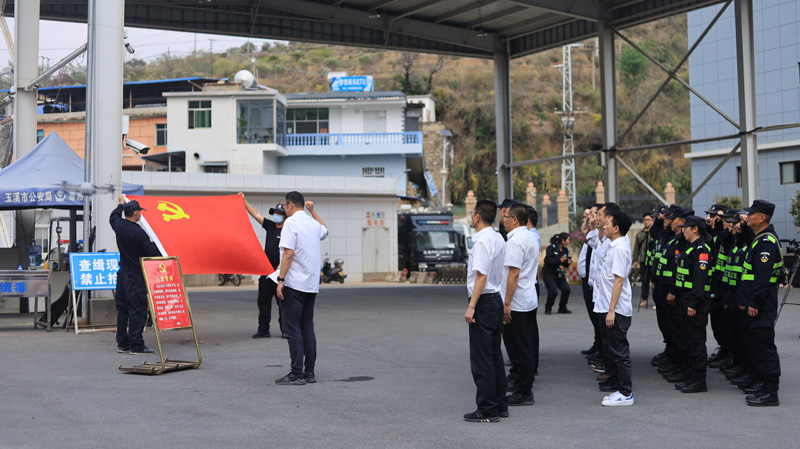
[
  {"xmin": 595, "ymin": 206, "xmax": 634, "ymax": 406},
  {"xmin": 463, "ymin": 200, "xmax": 507, "ymax": 423},
  {"xmin": 578, "ymin": 204, "xmax": 603, "ymax": 358},
  {"xmin": 501, "ymin": 204, "xmax": 540, "ymax": 406},
  {"xmin": 525, "ymin": 205, "xmax": 542, "ymax": 375},
  {"xmin": 274, "ymin": 191, "xmax": 328, "ymax": 386}
]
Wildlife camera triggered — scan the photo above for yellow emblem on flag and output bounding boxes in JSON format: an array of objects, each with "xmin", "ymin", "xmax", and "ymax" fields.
[
  {"xmin": 158, "ymin": 201, "xmax": 191, "ymax": 222},
  {"xmin": 158, "ymin": 263, "xmax": 167, "ymax": 274}
]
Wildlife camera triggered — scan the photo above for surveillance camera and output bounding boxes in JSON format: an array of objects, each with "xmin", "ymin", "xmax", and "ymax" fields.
[
  {"xmin": 125, "ymin": 42, "xmax": 135, "ymax": 54},
  {"xmin": 125, "ymin": 138, "xmax": 150, "ymax": 155}
]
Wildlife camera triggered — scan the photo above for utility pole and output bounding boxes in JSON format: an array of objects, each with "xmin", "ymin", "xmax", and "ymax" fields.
[{"xmin": 554, "ymin": 44, "xmax": 581, "ymax": 218}]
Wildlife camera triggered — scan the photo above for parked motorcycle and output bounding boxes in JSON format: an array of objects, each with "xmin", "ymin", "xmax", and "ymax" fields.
[
  {"xmin": 320, "ymin": 256, "xmax": 346, "ymax": 284},
  {"xmin": 218, "ymin": 273, "xmax": 245, "ymax": 286}
]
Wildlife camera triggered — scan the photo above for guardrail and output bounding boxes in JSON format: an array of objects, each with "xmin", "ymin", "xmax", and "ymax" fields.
[{"xmin": 284, "ymin": 131, "xmax": 422, "ymax": 147}]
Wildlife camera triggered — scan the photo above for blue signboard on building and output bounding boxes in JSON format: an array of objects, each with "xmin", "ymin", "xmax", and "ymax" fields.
[
  {"xmin": 69, "ymin": 252, "xmax": 121, "ymax": 291},
  {"xmin": 331, "ymin": 76, "xmax": 374, "ymax": 92},
  {"xmin": 424, "ymin": 170, "xmax": 439, "ymax": 198}
]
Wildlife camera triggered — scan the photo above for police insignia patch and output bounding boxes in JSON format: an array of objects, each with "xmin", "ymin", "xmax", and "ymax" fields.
[
  {"xmin": 699, "ymin": 261, "xmax": 707, "ymax": 270},
  {"xmin": 760, "ymin": 252, "xmax": 769, "ymax": 263}
]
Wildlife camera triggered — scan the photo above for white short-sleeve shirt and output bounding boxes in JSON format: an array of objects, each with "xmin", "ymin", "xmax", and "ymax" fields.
[
  {"xmin": 593, "ymin": 236, "xmax": 632, "ymax": 316},
  {"xmin": 467, "ymin": 226, "xmax": 505, "ymax": 298},
  {"xmin": 278, "ymin": 210, "xmax": 328, "ymax": 293},
  {"xmin": 501, "ymin": 226, "xmax": 540, "ymax": 311}
]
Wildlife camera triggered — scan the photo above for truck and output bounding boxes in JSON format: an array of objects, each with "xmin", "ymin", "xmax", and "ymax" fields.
[{"xmin": 398, "ymin": 212, "xmax": 466, "ymax": 273}]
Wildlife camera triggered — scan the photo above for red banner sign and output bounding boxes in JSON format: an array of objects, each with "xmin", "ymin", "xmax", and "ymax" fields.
[{"xmin": 142, "ymin": 257, "xmax": 192, "ymax": 331}]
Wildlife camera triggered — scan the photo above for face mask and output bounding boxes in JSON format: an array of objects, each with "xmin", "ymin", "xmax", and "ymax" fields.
[{"xmin": 273, "ymin": 214, "xmax": 284, "ymax": 223}]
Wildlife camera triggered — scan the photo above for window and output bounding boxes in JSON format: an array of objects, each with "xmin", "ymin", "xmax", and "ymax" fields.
[
  {"xmin": 36, "ymin": 130, "xmax": 44, "ymax": 142},
  {"xmin": 286, "ymin": 108, "xmax": 328, "ymax": 134},
  {"xmin": 362, "ymin": 167, "xmax": 385, "ymax": 178},
  {"xmin": 201, "ymin": 162, "xmax": 228, "ymax": 174},
  {"xmin": 363, "ymin": 110, "xmax": 386, "ymax": 133},
  {"xmin": 237, "ymin": 99, "xmax": 274, "ymax": 144},
  {"xmin": 736, "ymin": 166, "xmax": 742, "ymax": 188},
  {"xmin": 780, "ymin": 161, "xmax": 800, "ymax": 185},
  {"xmin": 155, "ymin": 124, "xmax": 167, "ymax": 146},
  {"xmin": 188, "ymin": 100, "xmax": 211, "ymax": 129}
]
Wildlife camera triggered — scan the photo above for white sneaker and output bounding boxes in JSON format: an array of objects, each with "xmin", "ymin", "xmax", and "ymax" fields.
[
  {"xmin": 602, "ymin": 392, "xmax": 634, "ymax": 406},
  {"xmin": 603, "ymin": 391, "xmax": 622, "ymax": 402}
]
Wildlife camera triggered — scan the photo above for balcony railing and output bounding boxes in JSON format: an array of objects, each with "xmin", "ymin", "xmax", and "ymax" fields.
[{"xmin": 284, "ymin": 131, "xmax": 422, "ymax": 147}]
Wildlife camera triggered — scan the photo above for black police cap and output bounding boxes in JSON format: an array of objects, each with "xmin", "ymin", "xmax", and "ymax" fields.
[
  {"xmin": 743, "ymin": 199, "xmax": 775, "ymax": 216},
  {"xmin": 705, "ymin": 204, "xmax": 729, "ymax": 215},
  {"xmin": 679, "ymin": 215, "xmax": 706, "ymax": 228},
  {"xmin": 268, "ymin": 203, "xmax": 287, "ymax": 215}
]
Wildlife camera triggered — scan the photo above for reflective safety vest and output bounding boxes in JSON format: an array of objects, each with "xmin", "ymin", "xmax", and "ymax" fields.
[
  {"xmin": 741, "ymin": 233, "xmax": 784, "ymax": 284},
  {"xmin": 714, "ymin": 238, "xmax": 728, "ymax": 275},
  {"xmin": 722, "ymin": 245, "xmax": 744, "ymax": 287},
  {"xmin": 656, "ymin": 235, "xmax": 679, "ymax": 278},
  {"xmin": 675, "ymin": 244, "xmax": 712, "ymax": 292}
]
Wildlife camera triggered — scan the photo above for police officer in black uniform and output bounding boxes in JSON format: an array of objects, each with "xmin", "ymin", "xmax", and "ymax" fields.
[
  {"xmin": 715, "ymin": 210, "xmax": 746, "ymax": 371},
  {"xmin": 109, "ymin": 196, "xmax": 162, "ymax": 354},
  {"xmin": 241, "ymin": 192, "xmax": 285, "ymax": 338},
  {"xmin": 649, "ymin": 205, "xmax": 673, "ymax": 367},
  {"xmin": 705, "ymin": 204, "xmax": 732, "ymax": 366},
  {"xmin": 740, "ymin": 200, "xmax": 782, "ymax": 406},
  {"xmin": 673, "ymin": 216, "xmax": 712, "ymax": 393},
  {"xmin": 542, "ymin": 232, "xmax": 572, "ymax": 314}
]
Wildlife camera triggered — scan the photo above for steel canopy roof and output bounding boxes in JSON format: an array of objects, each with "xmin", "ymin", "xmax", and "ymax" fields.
[{"xmin": 8, "ymin": 0, "xmax": 724, "ymax": 59}]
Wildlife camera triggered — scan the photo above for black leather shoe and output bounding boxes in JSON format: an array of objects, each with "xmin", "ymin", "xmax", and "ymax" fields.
[
  {"xmin": 581, "ymin": 346, "xmax": 597, "ymax": 355},
  {"xmin": 721, "ymin": 364, "xmax": 744, "ymax": 376},
  {"xmin": 252, "ymin": 332, "xmax": 270, "ymax": 339},
  {"xmin": 657, "ymin": 364, "xmax": 678, "ymax": 374},
  {"xmin": 557, "ymin": 308, "xmax": 572, "ymax": 314},
  {"xmin": 708, "ymin": 355, "xmax": 732, "ymax": 369},
  {"xmin": 746, "ymin": 392, "xmax": 779, "ymax": 407},
  {"xmin": 731, "ymin": 374, "xmax": 755, "ymax": 387},
  {"xmin": 498, "ymin": 408, "xmax": 509, "ymax": 418},
  {"xmin": 678, "ymin": 380, "xmax": 708, "ymax": 393},
  {"xmin": 464, "ymin": 410, "xmax": 499, "ymax": 423},
  {"xmin": 544, "ymin": 309, "xmax": 552, "ymax": 315},
  {"xmin": 743, "ymin": 382, "xmax": 765, "ymax": 394},
  {"xmin": 664, "ymin": 371, "xmax": 690, "ymax": 383}
]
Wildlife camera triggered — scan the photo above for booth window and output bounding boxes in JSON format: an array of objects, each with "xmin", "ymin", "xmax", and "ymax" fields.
[
  {"xmin": 37, "ymin": 129, "xmax": 44, "ymax": 142},
  {"xmin": 155, "ymin": 124, "xmax": 167, "ymax": 146},
  {"xmin": 780, "ymin": 161, "xmax": 800, "ymax": 185},
  {"xmin": 286, "ymin": 108, "xmax": 328, "ymax": 134},
  {"xmin": 362, "ymin": 167, "xmax": 385, "ymax": 178},
  {"xmin": 237, "ymin": 99, "xmax": 274, "ymax": 144},
  {"xmin": 188, "ymin": 100, "xmax": 211, "ymax": 129}
]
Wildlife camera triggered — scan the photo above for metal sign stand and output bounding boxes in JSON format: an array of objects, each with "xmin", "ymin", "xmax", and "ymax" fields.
[{"xmin": 119, "ymin": 257, "xmax": 201, "ymax": 375}]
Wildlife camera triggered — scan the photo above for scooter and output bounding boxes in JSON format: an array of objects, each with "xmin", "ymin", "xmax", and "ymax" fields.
[{"xmin": 320, "ymin": 256, "xmax": 346, "ymax": 284}]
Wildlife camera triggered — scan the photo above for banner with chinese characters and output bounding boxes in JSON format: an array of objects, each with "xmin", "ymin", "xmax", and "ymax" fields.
[
  {"xmin": 69, "ymin": 253, "xmax": 121, "ymax": 291},
  {"xmin": 142, "ymin": 257, "xmax": 192, "ymax": 331}
]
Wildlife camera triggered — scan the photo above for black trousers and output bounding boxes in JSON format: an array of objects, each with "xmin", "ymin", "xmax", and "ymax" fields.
[
  {"xmin": 600, "ymin": 313, "xmax": 633, "ymax": 396},
  {"xmin": 724, "ymin": 293, "xmax": 746, "ymax": 366},
  {"xmin": 749, "ymin": 324, "xmax": 781, "ymax": 392},
  {"xmin": 534, "ymin": 284, "xmax": 540, "ymax": 371},
  {"xmin": 502, "ymin": 308, "xmax": 538, "ymax": 396},
  {"xmin": 680, "ymin": 308, "xmax": 708, "ymax": 381},
  {"xmin": 737, "ymin": 308, "xmax": 755, "ymax": 373},
  {"xmin": 257, "ymin": 276, "xmax": 282, "ymax": 334},
  {"xmin": 651, "ymin": 283, "xmax": 672, "ymax": 355},
  {"xmin": 543, "ymin": 272, "xmax": 570, "ymax": 311},
  {"xmin": 709, "ymin": 294, "xmax": 727, "ymax": 349},
  {"xmin": 640, "ymin": 267, "xmax": 650, "ymax": 301},
  {"xmin": 115, "ymin": 270, "xmax": 148, "ymax": 350},
  {"xmin": 581, "ymin": 278, "xmax": 602, "ymax": 354},
  {"xmin": 281, "ymin": 286, "xmax": 317, "ymax": 375},
  {"xmin": 469, "ymin": 293, "xmax": 507, "ymax": 413}
]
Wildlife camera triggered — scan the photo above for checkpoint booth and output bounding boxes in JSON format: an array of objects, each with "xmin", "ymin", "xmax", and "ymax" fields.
[{"xmin": 0, "ymin": 132, "xmax": 142, "ymax": 321}]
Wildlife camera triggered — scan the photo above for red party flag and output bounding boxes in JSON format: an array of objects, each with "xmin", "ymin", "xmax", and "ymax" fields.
[{"xmin": 125, "ymin": 194, "xmax": 274, "ymax": 276}]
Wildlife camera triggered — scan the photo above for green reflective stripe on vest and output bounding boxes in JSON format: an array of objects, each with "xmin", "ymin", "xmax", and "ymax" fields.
[
  {"xmin": 741, "ymin": 274, "xmax": 755, "ymax": 281},
  {"xmin": 676, "ymin": 267, "xmax": 690, "ymax": 275},
  {"xmin": 662, "ymin": 270, "xmax": 673, "ymax": 277},
  {"xmin": 773, "ymin": 261, "xmax": 784, "ymax": 269},
  {"xmin": 726, "ymin": 265, "xmax": 743, "ymax": 272},
  {"xmin": 743, "ymin": 262, "xmax": 752, "ymax": 270},
  {"xmin": 717, "ymin": 254, "xmax": 729, "ymax": 261},
  {"xmin": 683, "ymin": 281, "xmax": 693, "ymax": 288},
  {"xmin": 705, "ymin": 284, "xmax": 711, "ymax": 292}
]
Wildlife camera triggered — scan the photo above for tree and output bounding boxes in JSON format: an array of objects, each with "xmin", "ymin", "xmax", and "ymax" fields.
[
  {"xmin": 399, "ymin": 52, "xmax": 419, "ymax": 92},
  {"xmin": 426, "ymin": 55, "xmax": 446, "ymax": 93}
]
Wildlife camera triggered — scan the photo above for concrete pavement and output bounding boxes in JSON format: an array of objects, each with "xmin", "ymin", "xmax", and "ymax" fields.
[{"xmin": 1, "ymin": 283, "xmax": 799, "ymax": 448}]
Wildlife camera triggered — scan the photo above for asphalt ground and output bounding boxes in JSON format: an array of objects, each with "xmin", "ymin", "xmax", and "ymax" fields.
[{"xmin": 2, "ymin": 283, "xmax": 800, "ymax": 449}]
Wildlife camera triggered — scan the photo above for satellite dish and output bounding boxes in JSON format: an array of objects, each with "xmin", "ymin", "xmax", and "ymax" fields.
[{"xmin": 234, "ymin": 70, "xmax": 257, "ymax": 89}]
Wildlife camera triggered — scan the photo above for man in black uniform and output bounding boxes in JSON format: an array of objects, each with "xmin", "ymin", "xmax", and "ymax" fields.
[
  {"xmin": 705, "ymin": 204, "xmax": 733, "ymax": 367},
  {"xmin": 109, "ymin": 196, "xmax": 161, "ymax": 355},
  {"xmin": 673, "ymin": 216, "xmax": 711, "ymax": 393},
  {"xmin": 650, "ymin": 205, "xmax": 678, "ymax": 370},
  {"xmin": 240, "ymin": 192, "xmax": 285, "ymax": 338},
  {"xmin": 740, "ymin": 200, "xmax": 782, "ymax": 406}
]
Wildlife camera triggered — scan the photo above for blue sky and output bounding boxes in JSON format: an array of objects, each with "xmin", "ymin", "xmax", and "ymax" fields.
[{"xmin": 0, "ymin": 19, "xmax": 273, "ymax": 70}]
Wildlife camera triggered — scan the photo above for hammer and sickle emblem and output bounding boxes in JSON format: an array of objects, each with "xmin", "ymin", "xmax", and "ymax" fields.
[
  {"xmin": 157, "ymin": 201, "xmax": 190, "ymax": 222},
  {"xmin": 158, "ymin": 263, "xmax": 167, "ymax": 274}
]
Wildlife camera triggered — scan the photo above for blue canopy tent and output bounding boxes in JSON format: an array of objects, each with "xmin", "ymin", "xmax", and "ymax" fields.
[{"xmin": 0, "ymin": 132, "xmax": 142, "ymax": 210}]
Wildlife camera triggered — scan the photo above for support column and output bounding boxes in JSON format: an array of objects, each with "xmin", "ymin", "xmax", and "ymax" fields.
[
  {"xmin": 12, "ymin": 0, "xmax": 39, "ymax": 283},
  {"xmin": 735, "ymin": 0, "xmax": 758, "ymax": 204},
  {"xmin": 599, "ymin": 24, "xmax": 617, "ymax": 203},
  {"xmin": 494, "ymin": 51, "xmax": 513, "ymax": 202},
  {"xmin": 91, "ymin": 0, "xmax": 125, "ymax": 254}
]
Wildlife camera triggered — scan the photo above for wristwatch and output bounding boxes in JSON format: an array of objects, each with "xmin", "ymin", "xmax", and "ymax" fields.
[{"xmin": 277, "ymin": 277, "xmax": 285, "ymax": 282}]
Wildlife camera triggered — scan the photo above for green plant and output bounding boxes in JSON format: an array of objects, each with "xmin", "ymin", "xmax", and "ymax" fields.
[
  {"xmin": 790, "ymin": 190, "xmax": 800, "ymax": 229},
  {"xmin": 713, "ymin": 194, "xmax": 743, "ymax": 210}
]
